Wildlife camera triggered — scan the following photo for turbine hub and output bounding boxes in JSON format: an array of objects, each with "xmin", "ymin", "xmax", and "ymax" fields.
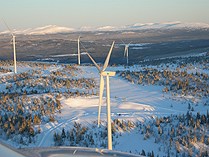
[{"xmin": 101, "ymin": 71, "xmax": 116, "ymax": 77}]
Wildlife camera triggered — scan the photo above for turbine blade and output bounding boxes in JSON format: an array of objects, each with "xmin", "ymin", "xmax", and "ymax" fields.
[
  {"xmin": 121, "ymin": 39, "xmax": 125, "ymax": 45},
  {"xmin": 124, "ymin": 46, "xmax": 128, "ymax": 57},
  {"xmin": 124, "ymin": 48, "xmax": 126, "ymax": 57},
  {"xmin": 98, "ymin": 75, "xmax": 104, "ymax": 126},
  {"xmin": 128, "ymin": 41, "xmax": 132, "ymax": 45},
  {"xmin": 2, "ymin": 19, "xmax": 14, "ymax": 36},
  {"xmin": 102, "ymin": 41, "xmax": 115, "ymax": 71},
  {"xmin": 86, "ymin": 52, "xmax": 101, "ymax": 71}
]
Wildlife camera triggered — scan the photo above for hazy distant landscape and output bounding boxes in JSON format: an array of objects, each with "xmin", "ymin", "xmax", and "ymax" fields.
[{"xmin": 1, "ymin": 24, "xmax": 209, "ymax": 64}]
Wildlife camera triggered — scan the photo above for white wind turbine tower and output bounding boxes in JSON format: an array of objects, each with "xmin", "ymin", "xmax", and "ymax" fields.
[
  {"xmin": 77, "ymin": 36, "xmax": 80, "ymax": 65},
  {"xmin": 123, "ymin": 41, "xmax": 132, "ymax": 65},
  {"xmin": 2, "ymin": 20, "xmax": 17, "ymax": 73},
  {"xmin": 86, "ymin": 41, "xmax": 115, "ymax": 150}
]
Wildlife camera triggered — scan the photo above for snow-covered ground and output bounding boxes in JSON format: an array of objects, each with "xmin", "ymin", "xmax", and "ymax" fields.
[
  {"xmin": 33, "ymin": 65, "xmax": 209, "ymax": 155},
  {"xmin": 0, "ymin": 57, "xmax": 209, "ymax": 156},
  {"xmin": 0, "ymin": 142, "xmax": 25, "ymax": 157}
]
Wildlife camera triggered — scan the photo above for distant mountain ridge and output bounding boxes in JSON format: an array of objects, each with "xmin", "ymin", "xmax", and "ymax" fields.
[
  {"xmin": 0, "ymin": 22, "xmax": 209, "ymax": 35},
  {"xmin": 0, "ymin": 25, "xmax": 75, "ymax": 35}
]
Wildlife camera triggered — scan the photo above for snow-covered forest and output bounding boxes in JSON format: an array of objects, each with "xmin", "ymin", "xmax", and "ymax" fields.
[{"xmin": 0, "ymin": 53, "xmax": 209, "ymax": 156}]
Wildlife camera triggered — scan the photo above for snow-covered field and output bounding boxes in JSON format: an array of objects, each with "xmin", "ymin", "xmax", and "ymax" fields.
[{"xmin": 0, "ymin": 54, "xmax": 209, "ymax": 156}]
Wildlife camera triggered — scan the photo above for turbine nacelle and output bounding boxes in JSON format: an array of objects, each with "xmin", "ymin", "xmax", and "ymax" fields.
[{"xmin": 101, "ymin": 71, "xmax": 116, "ymax": 77}]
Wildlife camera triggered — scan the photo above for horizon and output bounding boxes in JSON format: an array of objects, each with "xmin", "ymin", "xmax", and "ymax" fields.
[
  {"xmin": 0, "ymin": 0, "xmax": 209, "ymax": 31},
  {"xmin": 0, "ymin": 21, "xmax": 209, "ymax": 34}
]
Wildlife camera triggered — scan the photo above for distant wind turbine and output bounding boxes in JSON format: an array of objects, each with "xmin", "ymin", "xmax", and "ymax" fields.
[
  {"xmin": 2, "ymin": 19, "xmax": 17, "ymax": 73},
  {"xmin": 86, "ymin": 41, "xmax": 115, "ymax": 150},
  {"xmin": 122, "ymin": 41, "xmax": 132, "ymax": 65},
  {"xmin": 77, "ymin": 36, "xmax": 80, "ymax": 65}
]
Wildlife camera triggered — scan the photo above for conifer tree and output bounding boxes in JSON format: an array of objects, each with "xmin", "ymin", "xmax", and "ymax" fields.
[{"xmin": 61, "ymin": 128, "xmax": 66, "ymax": 139}]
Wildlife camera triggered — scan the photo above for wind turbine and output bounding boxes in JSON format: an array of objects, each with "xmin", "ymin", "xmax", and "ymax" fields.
[
  {"xmin": 86, "ymin": 41, "xmax": 115, "ymax": 150},
  {"xmin": 2, "ymin": 20, "xmax": 17, "ymax": 73},
  {"xmin": 123, "ymin": 41, "xmax": 132, "ymax": 65},
  {"xmin": 77, "ymin": 36, "xmax": 80, "ymax": 65}
]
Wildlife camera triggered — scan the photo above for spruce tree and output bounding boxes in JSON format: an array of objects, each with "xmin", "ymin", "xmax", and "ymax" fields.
[{"xmin": 61, "ymin": 128, "xmax": 66, "ymax": 139}]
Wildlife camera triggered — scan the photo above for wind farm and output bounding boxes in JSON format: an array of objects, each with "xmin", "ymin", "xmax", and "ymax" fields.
[{"xmin": 1, "ymin": 10, "xmax": 209, "ymax": 157}]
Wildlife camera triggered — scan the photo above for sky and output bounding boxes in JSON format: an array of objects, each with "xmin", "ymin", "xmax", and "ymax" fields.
[{"xmin": 0, "ymin": 0, "xmax": 209, "ymax": 31}]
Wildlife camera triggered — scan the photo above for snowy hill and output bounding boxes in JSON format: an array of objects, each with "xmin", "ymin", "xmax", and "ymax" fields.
[
  {"xmin": 125, "ymin": 21, "xmax": 209, "ymax": 30},
  {"xmin": 26, "ymin": 25, "xmax": 75, "ymax": 35},
  {"xmin": 93, "ymin": 21, "xmax": 209, "ymax": 31},
  {"xmin": 0, "ymin": 22, "xmax": 209, "ymax": 35},
  {"xmin": 0, "ymin": 25, "xmax": 75, "ymax": 35}
]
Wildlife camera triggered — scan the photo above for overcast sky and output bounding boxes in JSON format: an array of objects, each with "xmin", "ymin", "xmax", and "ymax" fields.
[{"xmin": 0, "ymin": 0, "xmax": 209, "ymax": 31}]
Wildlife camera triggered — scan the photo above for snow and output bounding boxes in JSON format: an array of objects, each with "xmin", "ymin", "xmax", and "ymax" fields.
[
  {"xmin": 127, "ymin": 22, "xmax": 209, "ymax": 30},
  {"xmin": 1, "ymin": 22, "xmax": 209, "ymax": 35},
  {"xmin": 29, "ymin": 65, "xmax": 208, "ymax": 151},
  {"xmin": 95, "ymin": 21, "xmax": 209, "ymax": 31},
  {"xmin": 51, "ymin": 52, "xmax": 87, "ymax": 58},
  {"xmin": 0, "ymin": 56, "xmax": 209, "ymax": 156},
  {"xmin": 28, "ymin": 25, "xmax": 75, "ymax": 35},
  {"xmin": 97, "ymin": 26, "xmax": 115, "ymax": 31},
  {"xmin": 121, "ymin": 31, "xmax": 135, "ymax": 34},
  {"xmin": 117, "ymin": 43, "xmax": 151, "ymax": 50},
  {"xmin": 119, "ymin": 43, "xmax": 151, "ymax": 47},
  {"xmin": 114, "ymin": 129, "xmax": 164, "ymax": 156},
  {"xmin": 0, "ymin": 143, "xmax": 25, "ymax": 157},
  {"xmin": 0, "ymin": 25, "xmax": 74, "ymax": 35}
]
